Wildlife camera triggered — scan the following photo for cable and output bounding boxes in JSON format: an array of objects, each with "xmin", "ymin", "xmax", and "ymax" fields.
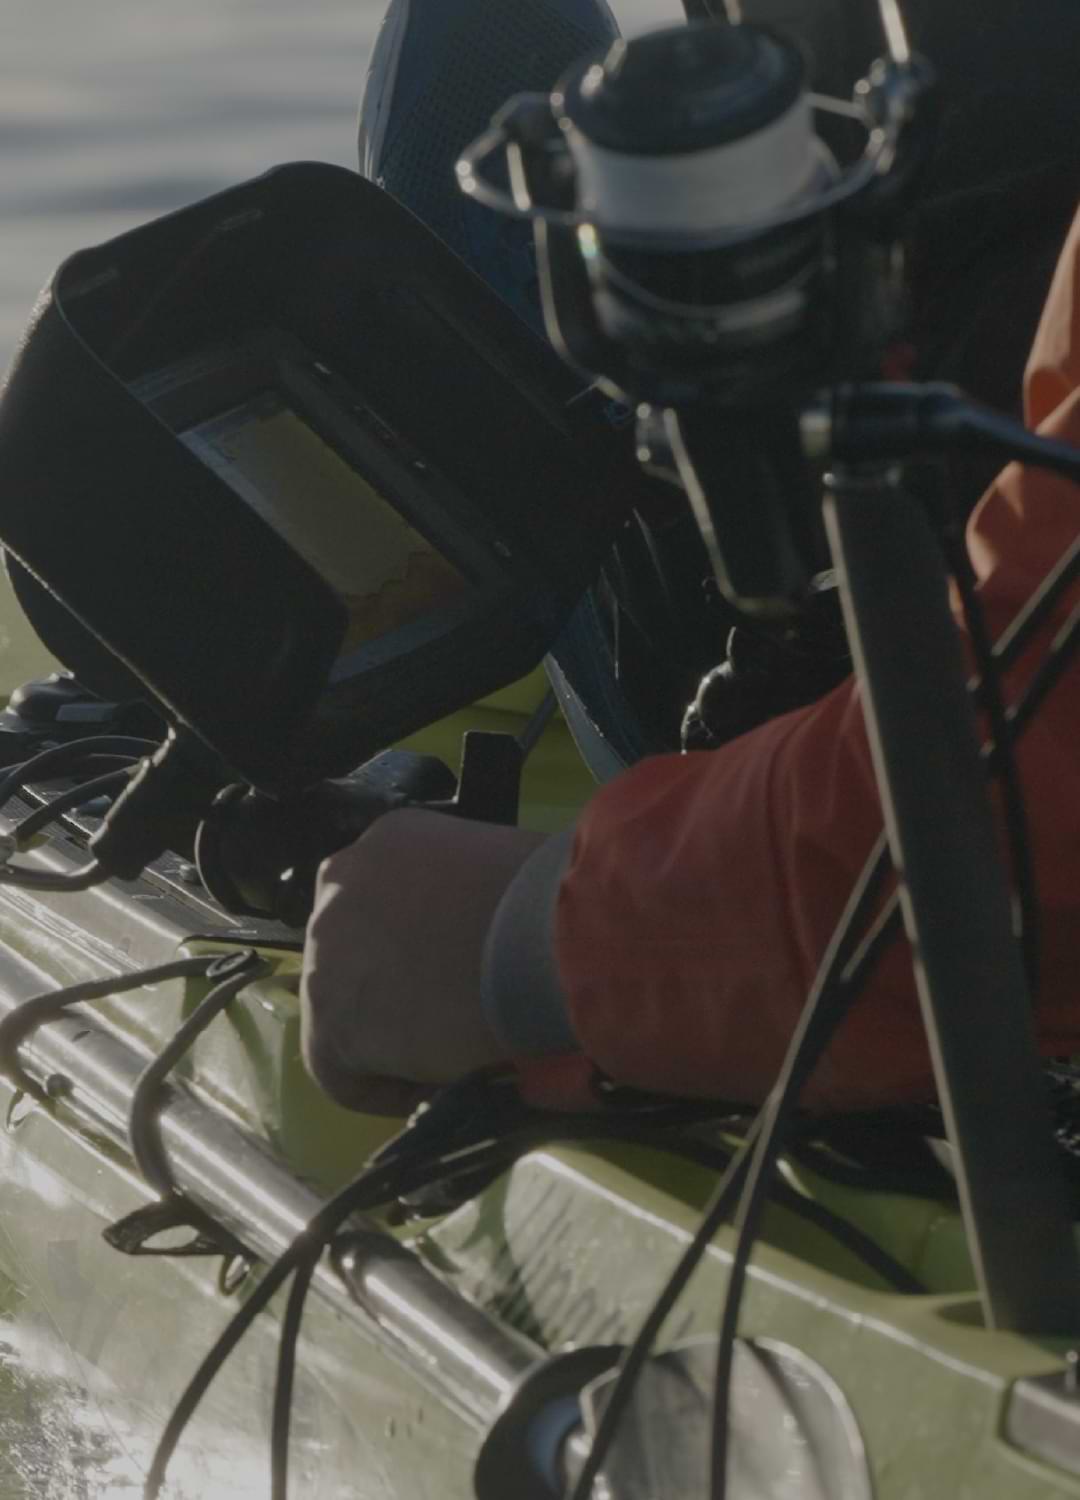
[
  {"xmin": 703, "ymin": 589, "xmax": 1079, "ymax": 1498},
  {"xmin": 564, "ymin": 828, "xmax": 889, "ymax": 1500},
  {"xmin": 0, "ymin": 735, "xmax": 158, "ymax": 812},
  {"xmin": 260, "ymin": 1102, "xmax": 925, "ymax": 1500},
  {"xmin": 168, "ymin": 1120, "xmax": 592, "ymax": 1500},
  {"xmin": 567, "ymin": 1126, "xmax": 757, "ymax": 1500},
  {"xmin": 12, "ymin": 767, "xmax": 135, "ymax": 847},
  {"xmin": 0, "ymin": 859, "xmax": 107, "ymax": 894},
  {"xmin": 271, "ymin": 1243, "xmax": 321, "ymax": 1500},
  {"xmin": 144, "ymin": 1133, "xmax": 520, "ymax": 1499},
  {"xmin": 0, "ymin": 739, "xmax": 160, "ymax": 892},
  {"xmin": 784, "ymin": 1091, "xmax": 952, "ymax": 1199},
  {"xmin": 128, "ymin": 952, "xmax": 264, "ymax": 1196},
  {"xmin": 942, "ymin": 519, "xmax": 1039, "ymax": 992},
  {"xmin": 669, "ymin": 1134, "xmax": 926, "ymax": 1294},
  {"xmin": 1007, "ymin": 600, "xmax": 1080, "ymax": 743},
  {"xmin": 701, "ymin": 469, "xmax": 1080, "ymax": 1498},
  {"xmin": 708, "ymin": 851, "xmax": 899, "ymax": 1500},
  {"xmin": 145, "ymin": 1067, "xmax": 933, "ymax": 1500},
  {"xmin": 990, "ymin": 532, "xmax": 1080, "ymax": 678},
  {"xmin": 0, "ymin": 953, "xmax": 218, "ymax": 1101}
]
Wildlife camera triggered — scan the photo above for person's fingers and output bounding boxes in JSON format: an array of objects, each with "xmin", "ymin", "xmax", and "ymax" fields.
[{"xmin": 301, "ymin": 809, "xmax": 548, "ymax": 1105}]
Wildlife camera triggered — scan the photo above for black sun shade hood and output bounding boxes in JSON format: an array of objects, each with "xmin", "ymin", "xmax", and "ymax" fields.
[{"xmin": 0, "ymin": 163, "xmax": 653, "ymax": 792}]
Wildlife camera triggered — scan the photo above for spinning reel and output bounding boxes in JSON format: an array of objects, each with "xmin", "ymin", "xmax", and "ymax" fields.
[{"xmin": 458, "ymin": 5, "xmax": 933, "ymax": 616}]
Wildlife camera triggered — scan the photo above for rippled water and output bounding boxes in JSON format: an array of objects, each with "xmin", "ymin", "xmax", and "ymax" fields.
[{"xmin": 1, "ymin": 0, "xmax": 679, "ymax": 365}]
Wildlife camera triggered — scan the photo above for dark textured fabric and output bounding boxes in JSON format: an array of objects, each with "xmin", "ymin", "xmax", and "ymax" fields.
[
  {"xmin": 742, "ymin": 0, "xmax": 1080, "ymax": 502},
  {"xmin": 370, "ymin": 0, "xmax": 618, "ymax": 332},
  {"xmin": 902, "ymin": 2, "xmax": 1080, "ymax": 400}
]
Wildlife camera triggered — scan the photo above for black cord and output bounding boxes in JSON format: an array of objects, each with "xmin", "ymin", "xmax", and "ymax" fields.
[
  {"xmin": 144, "ymin": 1133, "xmax": 521, "ymax": 1499},
  {"xmin": 708, "ymin": 854, "xmax": 902, "ymax": 1499},
  {"xmin": 0, "ymin": 859, "xmax": 107, "ymax": 893},
  {"xmin": 129, "ymin": 952, "xmax": 264, "ymax": 1197},
  {"xmin": 271, "ymin": 1241, "xmax": 321, "ymax": 1500},
  {"xmin": 990, "ymin": 532, "xmax": 1080, "ymax": 678},
  {"xmin": 702, "ymin": 826, "xmax": 889, "ymax": 1500},
  {"xmin": 565, "ymin": 823, "xmax": 887, "ymax": 1500},
  {"xmin": 786, "ymin": 1107, "xmax": 953, "ymax": 1198},
  {"xmin": 0, "ymin": 742, "xmax": 152, "ymax": 890},
  {"xmin": 1007, "ymin": 600, "xmax": 1080, "ymax": 743},
  {"xmin": 837, "ymin": 388, "xmax": 1080, "ymax": 491},
  {"xmin": 669, "ymin": 1134, "xmax": 926, "ymax": 1294},
  {"xmin": 0, "ymin": 953, "xmax": 217, "ymax": 1101},
  {"xmin": 942, "ymin": 521, "xmax": 1039, "ymax": 992},
  {"xmin": 12, "ymin": 767, "xmax": 135, "ymax": 847},
  {"xmin": 567, "ymin": 1124, "xmax": 758, "ymax": 1500},
  {"xmin": 0, "ymin": 736, "xmax": 158, "ymax": 812}
]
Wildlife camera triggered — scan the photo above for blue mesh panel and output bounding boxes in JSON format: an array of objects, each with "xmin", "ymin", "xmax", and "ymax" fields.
[{"xmin": 370, "ymin": 0, "xmax": 618, "ymax": 329}]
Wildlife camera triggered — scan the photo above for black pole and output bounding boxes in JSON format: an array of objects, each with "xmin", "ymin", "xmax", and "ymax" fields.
[{"xmin": 824, "ymin": 465, "xmax": 1080, "ymax": 1333}]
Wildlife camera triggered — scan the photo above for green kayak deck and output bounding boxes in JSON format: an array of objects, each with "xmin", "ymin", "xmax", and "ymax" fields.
[
  {"xmin": 0, "ymin": 925, "xmax": 1076, "ymax": 1499},
  {"xmin": 0, "ymin": 631, "xmax": 1076, "ymax": 1497}
]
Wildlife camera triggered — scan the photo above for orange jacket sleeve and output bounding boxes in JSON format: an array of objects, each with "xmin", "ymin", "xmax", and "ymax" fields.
[{"xmin": 553, "ymin": 209, "xmax": 1080, "ymax": 1112}]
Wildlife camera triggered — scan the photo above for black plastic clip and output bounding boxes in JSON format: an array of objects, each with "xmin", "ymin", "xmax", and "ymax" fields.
[
  {"xmin": 103, "ymin": 1196, "xmax": 250, "ymax": 1267},
  {"xmin": 204, "ymin": 948, "xmax": 261, "ymax": 984}
]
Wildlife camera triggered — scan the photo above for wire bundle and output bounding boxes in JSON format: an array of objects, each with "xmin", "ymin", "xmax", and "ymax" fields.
[
  {"xmin": 141, "ymin": 1081, "xmax": 926, "ymax": 1500},
  {"xmin": 0, "ymin": 733, "xmax": 159, "ymax": 892}
]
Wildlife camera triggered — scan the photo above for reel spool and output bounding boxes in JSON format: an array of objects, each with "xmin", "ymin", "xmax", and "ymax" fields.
[
  {"xmin": 459, "ymin": 16, "xmax": 931, "ymax": 409},
  {"xmin": 458, "ymin": 12, "xmax": 933, "ymax": 613},
  {"xmin": 552, "ymin": 21, "xmax": 842, "ymax": 408}
]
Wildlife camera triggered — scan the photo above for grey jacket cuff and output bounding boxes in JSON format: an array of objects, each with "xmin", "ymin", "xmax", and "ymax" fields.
[{"xmin": 480, "ymin": 827, "xmax": 578, "ymax": 1056}]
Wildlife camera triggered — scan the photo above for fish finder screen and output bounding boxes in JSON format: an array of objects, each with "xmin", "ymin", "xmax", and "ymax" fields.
[{"xmin": 182, "ymin": 391, "xmax": 468, "ymax": 652}]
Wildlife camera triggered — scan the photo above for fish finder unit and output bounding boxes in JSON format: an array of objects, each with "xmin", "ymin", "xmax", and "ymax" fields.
[{"xmin": 0, "ymin": 163, "xmax": 654, "ymax": 793}]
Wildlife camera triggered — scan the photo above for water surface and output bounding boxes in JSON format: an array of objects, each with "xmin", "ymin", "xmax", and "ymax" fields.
[{"xmin": 2, "ymin": 0, "xmax": 678, "ymax": 362}]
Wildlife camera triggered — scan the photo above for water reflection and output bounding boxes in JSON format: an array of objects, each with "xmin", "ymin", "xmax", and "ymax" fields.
[{"xmin": 0, "ymin": 1310, "xmax": 325, "ymax": 1499}]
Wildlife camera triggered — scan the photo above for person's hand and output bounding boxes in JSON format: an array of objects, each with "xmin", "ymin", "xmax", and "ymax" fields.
[{"xmin": 300, "ymin": 807, "xmax": 548, "ymax": 1115}]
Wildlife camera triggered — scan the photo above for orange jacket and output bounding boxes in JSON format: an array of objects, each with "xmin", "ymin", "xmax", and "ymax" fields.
[{"xmin": 551, "ymin": 208, "xmax": 1080, "ymax": 1112}]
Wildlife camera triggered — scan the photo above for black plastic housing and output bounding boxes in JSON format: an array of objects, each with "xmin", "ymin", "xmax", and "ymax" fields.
[{"xmin": 0, "ymin": 163, "xmax": 651, "ymax": 791}]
